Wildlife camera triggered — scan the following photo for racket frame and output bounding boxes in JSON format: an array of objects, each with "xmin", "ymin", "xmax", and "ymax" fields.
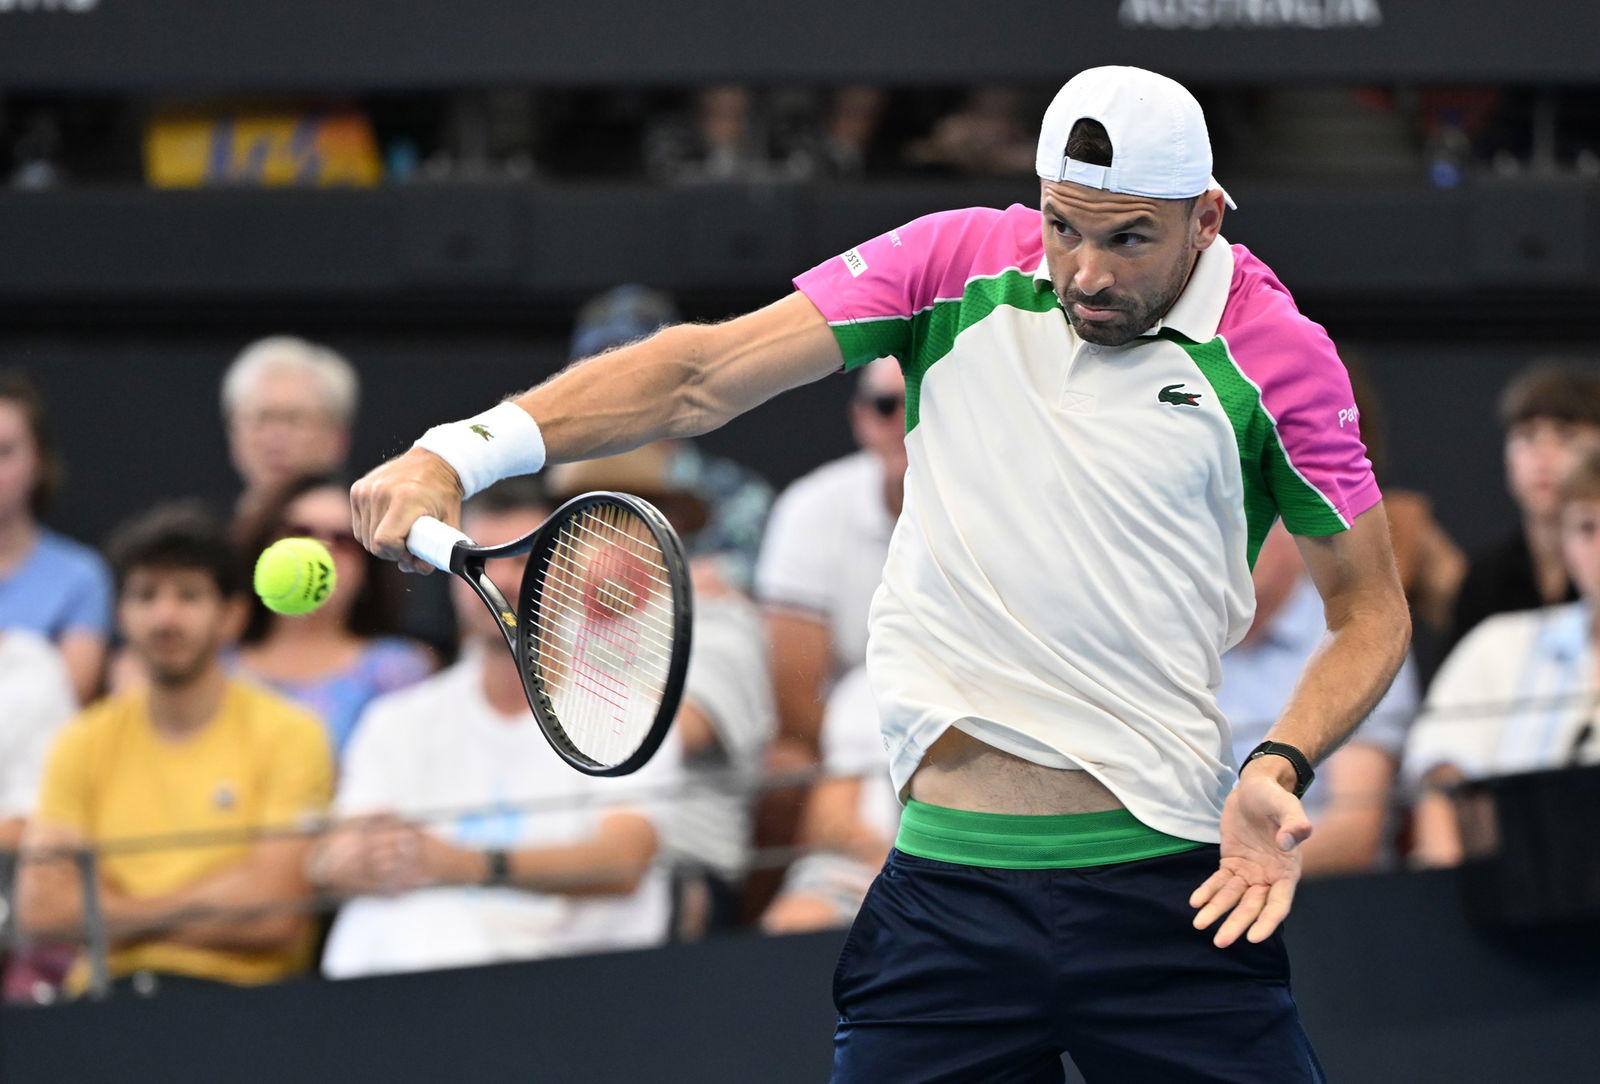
[{"xmin": 443, "ymin": 490, "xmax": 692, "ymax": 777}]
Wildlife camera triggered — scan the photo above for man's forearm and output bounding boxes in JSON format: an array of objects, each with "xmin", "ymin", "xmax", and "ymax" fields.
[
  {"xmin": 104, "ymin": 845, "xmax": 313, "ymax": 950},
  {"xmin": 15, "ymin": 857, "xmax": 90, "ymax": 940},
  {"xmin": 515, "ymin": 324, "xmax": 713, "ymax": 463},
  {"xmin": 1266, "ymin": 605, "xmax": 1410, "ymax": 765},
  {"xmin": 431, "ymin": 819, "xmax": 658, "ymax": 898}
]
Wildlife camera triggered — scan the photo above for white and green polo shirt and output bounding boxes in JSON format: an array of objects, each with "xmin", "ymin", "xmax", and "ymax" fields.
[{"xmin": 793, "ymin": 204, "xmax": 1380, "ymax": 842}]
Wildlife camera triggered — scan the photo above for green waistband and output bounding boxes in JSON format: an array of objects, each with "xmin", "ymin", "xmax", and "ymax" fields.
[{"xmin": 895, "ymin": 799, "xmax": 1205, "ymax": 870}]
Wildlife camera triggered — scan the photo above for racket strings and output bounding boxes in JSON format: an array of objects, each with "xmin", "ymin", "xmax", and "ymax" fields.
[{"xmin": 526, "ymin": 502, "xmax": 678, "ymax": 768}]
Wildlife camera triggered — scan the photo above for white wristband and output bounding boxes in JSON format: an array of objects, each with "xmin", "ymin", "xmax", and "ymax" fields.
[{"xmin": 413, "ymin": 401, "xmax": 546, "ymax": 499}]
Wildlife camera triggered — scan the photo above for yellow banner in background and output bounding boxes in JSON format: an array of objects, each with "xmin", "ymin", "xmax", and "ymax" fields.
[{"xmin": 145, "ymin": 108, "xmax": 383, "ymax": 187}]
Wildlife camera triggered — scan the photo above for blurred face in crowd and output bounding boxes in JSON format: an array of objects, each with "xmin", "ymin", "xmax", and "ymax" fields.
[
  {"xmin": 850, "ymin": 358, "xmax": 908, "ymax": 484},
  {"xmin": 1039, "ymin": 180, "xmax": 1220, "ymax": 347},
  {"xmin": 228, "ymin": 367, "xmax": 350, "ymax": 496},
  {"xmin": 453, "ymin": 505, "xmax": 550, "ymax": 645},
  {"xmin": 279, "ymin": 485, "xmax": 366, "ymax": 623},
  {"xmin": 120, "ymin": 568, "xmax": 243, "ymax": 687},
  {"xmin": 0, "ymin": 398, "xmax": 41, "ymax": 523},
  {"xmin": 1505, "ymin": 417, "xmax": 1600, "ymax": 522},
  {"xmin": 1560, "ymin": 495, "xmax": 1600, "ymax": 603}
]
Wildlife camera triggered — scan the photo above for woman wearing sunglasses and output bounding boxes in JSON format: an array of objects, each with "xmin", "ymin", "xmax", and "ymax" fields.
[{"xmin": 235, "ymin": 474, "xmax": 435, "ymax": 759}]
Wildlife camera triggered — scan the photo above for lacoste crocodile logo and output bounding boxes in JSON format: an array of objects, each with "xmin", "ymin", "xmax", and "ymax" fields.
[
  {"xmin": 470, "ymin": 424, "xmax": 494, "ymax": 441},
  {"xmin": 1158, "ymin": 384, "xmax": 1203, "ymax": 407}
]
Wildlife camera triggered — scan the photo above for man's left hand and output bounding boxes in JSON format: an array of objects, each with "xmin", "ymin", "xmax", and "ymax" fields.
[{"xmin": 1189, "ymin": 759, "xmax": 1313, "ymax": 948}]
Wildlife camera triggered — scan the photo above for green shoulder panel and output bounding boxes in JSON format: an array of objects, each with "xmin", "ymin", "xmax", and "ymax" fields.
[
  {"xmin": 1170, "ymin": 332, "xmax": 1349, "ymax": 565},
  {"xmin": 899, "ymin": 270, "xmax": 1058, "ymax": 431}
]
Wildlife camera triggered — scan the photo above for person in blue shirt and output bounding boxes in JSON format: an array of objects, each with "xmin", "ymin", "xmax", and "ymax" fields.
[
  {"xmin": 1220, "ymin": 523, "xmax": 1419, "ymax": 874},
  {"xmin": 0, "ymin": 371, "xmax": 113, "ymax": 704},
  {"xmin": 234, "ymin": 474, "xmax": 435, "ymax": 759}
]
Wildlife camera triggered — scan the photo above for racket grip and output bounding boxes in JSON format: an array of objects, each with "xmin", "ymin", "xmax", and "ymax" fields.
[{"xmin": 406, "ymin": 516, "xmax": 472, "ymax": 572}]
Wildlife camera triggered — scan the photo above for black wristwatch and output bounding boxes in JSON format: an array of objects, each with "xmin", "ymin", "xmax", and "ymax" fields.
[
  {"xmin": 1243, "ymin": 741, "xmax": 1315, "ymax": 798},
  {"xmin": 483, "ymin": 849, "xmax": 511, "ymax": 886}
]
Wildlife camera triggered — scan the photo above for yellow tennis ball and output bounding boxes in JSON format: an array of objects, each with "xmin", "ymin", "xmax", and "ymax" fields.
[{"xmin": 254, "ymin": 538, "xmax": 337, "ymax": 616}]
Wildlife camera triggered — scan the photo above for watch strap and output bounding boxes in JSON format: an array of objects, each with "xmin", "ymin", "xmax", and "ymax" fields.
[
  {"xmin": 483, "ymin": 849, "xmax": 511, "ymax": 886},
  {"xmin": 1244, "ymin": 741, "xmax": 1315, "ymax": 798}
]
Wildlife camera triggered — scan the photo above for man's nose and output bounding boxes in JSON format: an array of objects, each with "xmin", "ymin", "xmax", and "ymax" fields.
[{"xmin": 1072, "ymin": 248, "xmax": 1115, "ymax": 296}]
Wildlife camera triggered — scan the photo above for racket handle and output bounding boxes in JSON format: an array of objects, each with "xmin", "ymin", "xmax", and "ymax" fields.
[{"xmin": 406, "ymin": 516, "xmax": 473, "ymax": 572}]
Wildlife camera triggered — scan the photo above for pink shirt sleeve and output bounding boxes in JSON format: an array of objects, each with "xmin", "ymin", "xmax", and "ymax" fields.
[
  {"xmin": 793, "ymin": 206, "xmax": 1013, "ymax": 370},
  {"xmin": 1221, "ymin": 249, "xmax": 1382, "ymax": 534}
]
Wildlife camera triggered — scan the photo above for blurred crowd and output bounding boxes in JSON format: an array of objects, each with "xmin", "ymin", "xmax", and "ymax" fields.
[
  {"xmin": 4, "ymin": 83, "xmax": 1600, "ymax": 189},
  {"xmin": 2, "ymin": 283, "xmax": 1600, "ymax": 1005}
]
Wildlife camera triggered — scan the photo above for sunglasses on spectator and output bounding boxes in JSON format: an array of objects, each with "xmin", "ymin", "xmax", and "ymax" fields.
[
  {"xmin": 281, "ymin": 524, "xmax": 362, "ymax": 552},
  {"xmin": 859, "ymin": 393, "xmax": 905, "ymax": 418}
]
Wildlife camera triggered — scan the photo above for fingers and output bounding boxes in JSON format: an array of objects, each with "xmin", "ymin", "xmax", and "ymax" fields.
[
  {"xmin": 1188, "ymin": 866, "xmax": 1233, "ymax": 910},
  {"xmin": 349, "ymin": 449, "xmax": 464, "ymax": 574},
  {"xmin": 1211, "ymin": 884, "xmax": 1269, "ymax": 948},
  {"xmin": 1192, "ymin": 859, "xmax": 1303, "ymax": 947},
  {"xmin": 1246, "ymin": 877, "xmax": 1298, "ymax": 944},
  {"xmin": 1191, "ymin": 871, "xmax": 1246, "ymax": 931}
]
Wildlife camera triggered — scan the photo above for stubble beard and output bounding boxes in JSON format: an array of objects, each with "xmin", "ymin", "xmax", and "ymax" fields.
[{"xmin": 1055, "ymin": 252, "xmax": 1192, "ymax": 347}]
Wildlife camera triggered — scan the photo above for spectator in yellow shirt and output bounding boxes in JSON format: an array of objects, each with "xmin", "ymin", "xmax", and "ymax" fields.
[{"xmin": 16, "ymin": 501, "xmax": 332, "ymax": 995}]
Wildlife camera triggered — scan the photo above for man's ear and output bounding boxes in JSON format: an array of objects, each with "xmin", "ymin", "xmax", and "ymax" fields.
[{"xmin": 1192, "ymin": 190, "xmax": 1226, "ymax": 250}]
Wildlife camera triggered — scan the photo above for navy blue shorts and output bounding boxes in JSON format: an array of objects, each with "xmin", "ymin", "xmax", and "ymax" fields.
[{"xmin": 831, "ymin": 846, "xmax": 1325, "ymax": 1083}]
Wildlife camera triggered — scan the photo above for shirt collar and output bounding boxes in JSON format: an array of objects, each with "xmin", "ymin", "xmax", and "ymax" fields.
[
  {"xmin": 1157, "ymin": 236, "xmax": 1233, "ymax": 343},
  {"xmin": 1032, "ymin": 234, "xmax": 1235, "ymax": 345}
]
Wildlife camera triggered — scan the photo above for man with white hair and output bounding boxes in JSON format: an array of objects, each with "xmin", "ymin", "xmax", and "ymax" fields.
[{"xmin": 221, "ymin": 336, "xmax": 358, "ymax": 520}]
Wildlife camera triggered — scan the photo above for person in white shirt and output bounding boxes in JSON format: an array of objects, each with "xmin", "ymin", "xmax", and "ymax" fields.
[
  {"xmin": 315, "ymin": 478, "xmax": 681, "ymax": 977},
  {"xmin": 762, "ymin": 666, "xmax": 898, "ymax": 932},
  {"xmin": 756, "ymin": 357, "xmax": 904, "ymax": 774},
  {"xmin": 1406, "ymin": 446, "xmax": 1600, "ymax": 867},
  {"xmin": 0, "ymin": 629, "xmax": 75, "ymax": 851},
  {"xmin": 547, "ymin": 444, "xmax": 775, "ymax": 936},
  {"xmin": 749, "ymin": 358, "xmax": 903, "ymax": 914}
]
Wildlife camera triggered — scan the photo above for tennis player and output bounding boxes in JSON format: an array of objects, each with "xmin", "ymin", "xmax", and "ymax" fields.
[{"xmin": 353, "ymin": 66, "xmax": 1409, "ymax": 1081}]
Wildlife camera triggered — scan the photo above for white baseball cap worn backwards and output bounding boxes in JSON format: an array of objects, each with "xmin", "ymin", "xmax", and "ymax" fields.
[{"xmin": 1036, "ymin": 65, "xmax": 1237, "ymax": 210}]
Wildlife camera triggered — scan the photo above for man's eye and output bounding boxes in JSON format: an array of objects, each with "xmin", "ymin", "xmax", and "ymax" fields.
[
  {"xmin": 1115, "ymin": 233, "xmax": 1147, "ymax": 246},
  {"xmin": 1050, "ymin": 220, "xmax": 1075, "ymax": 237}
]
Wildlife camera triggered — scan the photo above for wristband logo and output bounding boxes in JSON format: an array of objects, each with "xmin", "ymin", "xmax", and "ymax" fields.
[{"xmin": 470, "ymin": 424, "xmax": 494, "ymax": 441}]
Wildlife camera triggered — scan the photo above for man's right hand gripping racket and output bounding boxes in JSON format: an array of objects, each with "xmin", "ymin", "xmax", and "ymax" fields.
[{"xmin": 406, "ymin": 491, "xmax": 692, "ymax": 776}]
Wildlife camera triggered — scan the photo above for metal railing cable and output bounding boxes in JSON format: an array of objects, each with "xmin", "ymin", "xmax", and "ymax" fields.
[{"xmin": 1, "ymin": 687, "xmax": 1596, "ymax": 1001}]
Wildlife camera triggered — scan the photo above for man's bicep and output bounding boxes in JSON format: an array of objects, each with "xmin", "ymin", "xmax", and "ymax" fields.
[{"xmin": 1292, "ymin": 503, "xmax": 1405, "ymax": 625}]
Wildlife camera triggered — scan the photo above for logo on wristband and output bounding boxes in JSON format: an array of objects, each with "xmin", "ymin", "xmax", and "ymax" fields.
[{"xmin": 470, "ymin": 424, "xmax": 494, "ymax": 441}]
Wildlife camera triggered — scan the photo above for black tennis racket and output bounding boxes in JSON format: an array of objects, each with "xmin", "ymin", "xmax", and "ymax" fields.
[{"xmin": 406, "ymin": 491, "xmax": 692, "ymax": 776}]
